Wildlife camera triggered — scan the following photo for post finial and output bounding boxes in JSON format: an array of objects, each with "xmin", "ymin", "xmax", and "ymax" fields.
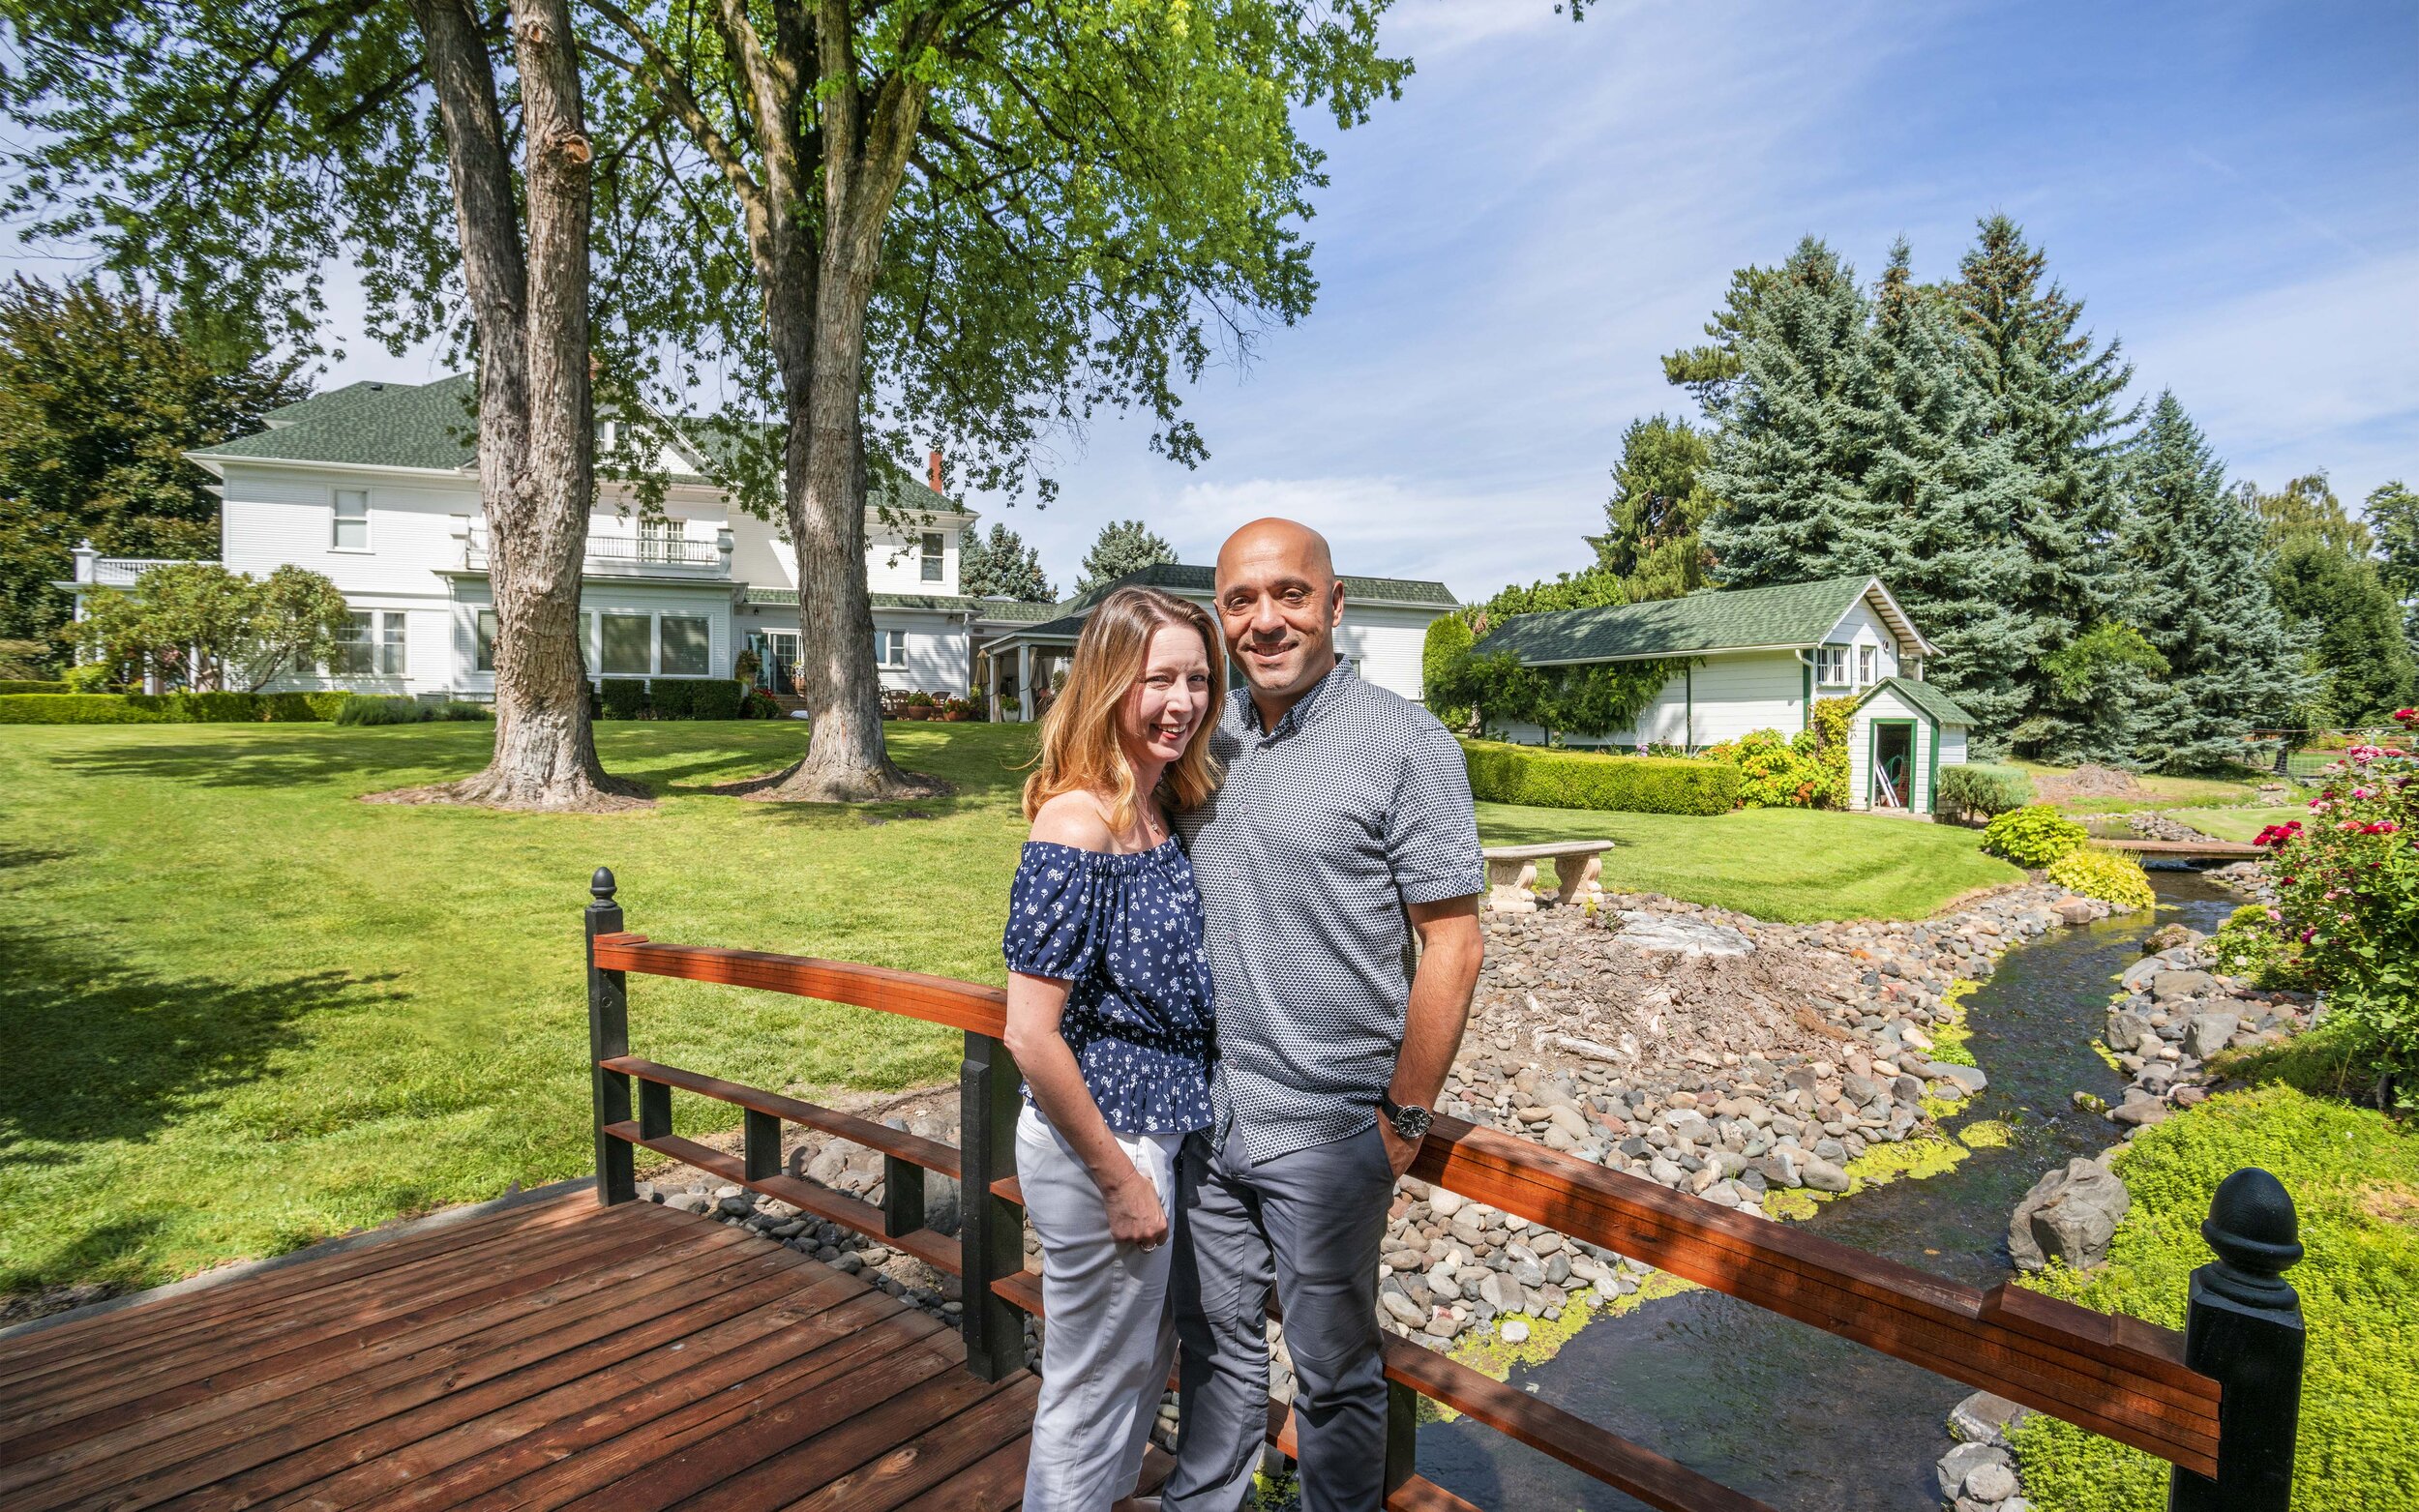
[
  {"xmin": 591, "ymin": 867, "xmax": 616, "ymax": 903},
  {"xmin": 2200, "ymin": 1167, "xmax": 2302, "ymax": 1308}
]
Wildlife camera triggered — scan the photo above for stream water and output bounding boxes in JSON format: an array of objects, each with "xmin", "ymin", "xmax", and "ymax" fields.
[{"xmin": 1418, "ymin": 872, "xmax": 2244, "ymax": 1512}]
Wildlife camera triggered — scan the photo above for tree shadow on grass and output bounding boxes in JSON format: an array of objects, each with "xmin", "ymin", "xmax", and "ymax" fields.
[
  {"xmin": 0, "ymin": 919, "xmax": 385, "ymax": 1167},
  {"xmin": 46, "ymin": 731, "xmax": 472, "ymax": 793}
]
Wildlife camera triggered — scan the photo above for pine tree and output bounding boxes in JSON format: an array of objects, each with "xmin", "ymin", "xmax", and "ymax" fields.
[
  {"xmin": 1074, "ymin": 519, "xmax": 1177, "ymax": 593},
  {"xmin": 1589, "ymin": 415, "xmax": 1717, "ymax": 602},
  {"xmin": 1948, "ymin": 216, "xmax": 2139, "ymax": 754},
  {"xmin": 1699, "ymin": 238, "xmax": 1896, "ymax": 586},
  {"xmin": 1854, "ymin": 241, "xmax": 2039, "ymax": 749},
  {"xmin": 2119, "ymin": 394, "xmax": 2312, "ymax": 766},
  {"xmin": 959, "ymin": 522, "xmax": 1055, "ymax": 602}
]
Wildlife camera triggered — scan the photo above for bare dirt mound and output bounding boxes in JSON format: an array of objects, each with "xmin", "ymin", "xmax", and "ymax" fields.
[{"xmin": 2032, "ymin": 763, "xmax": 2140, "ymax": 802}]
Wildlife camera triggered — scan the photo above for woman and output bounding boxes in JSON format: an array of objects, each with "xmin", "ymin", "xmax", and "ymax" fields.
[{"xmin": 1001, "ymin": 586, "xmax": 1224, "ymax": 1512}]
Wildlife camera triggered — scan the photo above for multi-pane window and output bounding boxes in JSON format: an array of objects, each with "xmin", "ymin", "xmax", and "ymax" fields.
[
  {"xmin": 1858, "ymin": 645, "xmax": 1876, "ymax": 686},
  {"xmin": 1816, "ymin": 645, "xmax": 1849, "ymax": 685},
  {"xmin": 920, "ymin": 531, "xmax": 944, "ymax": 582},
  {"xmin": 660, "ymin": 616, "xmax": 710, "ymax": 676},
  {"xmin": 601, "ymin": 613, "xmax": 652, "ymax": 676},
  {"xmin": 476, "ymin": 610, "xmax": 498, "ymax": 673},
  {"xmin": 875, "ymin": 630, "xmax": 908, "ymax": 667},
  {"xmin": 380, "ymin": 613, "xmax": 407, "ymax": 675},
  {"xmin": 333, "ymin": 489, "xmax": 370, "ymax": 550},
  {"xmin": 332, "ymin": 611, "xmax": 375, "ymax": 674}
]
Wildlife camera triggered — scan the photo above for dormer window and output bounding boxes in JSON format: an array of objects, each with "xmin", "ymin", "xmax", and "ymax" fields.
[
  {"xmin": 1859, "ymin": 645, "xmax": 1876, "ymax": 686},
  {"xmin": 1816, "ymin": 645, "xmax": 1848, "ymax": 685},
  {"xmin": 333, "ymin": 489, "xmax": 370, "ymax": 550},
  {"xmin": 920, "ymin": 531, "xmax": 944, "ymax": 582}
]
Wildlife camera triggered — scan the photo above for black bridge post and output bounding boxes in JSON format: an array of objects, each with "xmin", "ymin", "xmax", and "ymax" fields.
[
  {"xmin": 1384, "ymin": 1379, "xmax": 1419, "ymax": 1493},
  {"xmin": 959, "ymin": 1030, "xmax": 1027, "ymax": 1380},
  {"xmin": 585, "ymin": 868, "xmax": 635, "ymax": 1205},
  {"xmin": 2168, "ymin": 1168, "xmax": 2305, "ymax": 1512}
]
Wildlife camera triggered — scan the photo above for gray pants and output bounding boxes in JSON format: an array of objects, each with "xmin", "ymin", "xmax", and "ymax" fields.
[{"xmin": 1164, "ymin": 1122, "xmax": 1396, "ymax": 1512}]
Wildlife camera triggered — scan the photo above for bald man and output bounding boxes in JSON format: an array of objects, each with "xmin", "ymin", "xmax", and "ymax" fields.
[{"xmin": 1166, "ymin": 519, "xmax": 1486, "ymax": 1511}]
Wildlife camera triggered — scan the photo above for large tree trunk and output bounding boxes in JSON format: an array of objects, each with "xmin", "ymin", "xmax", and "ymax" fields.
[{"xmin": 398, "ymin": 0, "xmax": 643, "ymax": 811}]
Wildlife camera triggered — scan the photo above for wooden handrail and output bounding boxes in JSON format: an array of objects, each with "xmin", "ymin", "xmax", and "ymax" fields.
[{"xmin": 581, "ymin": 870, "xmax": 2304, "ymax": 1512}]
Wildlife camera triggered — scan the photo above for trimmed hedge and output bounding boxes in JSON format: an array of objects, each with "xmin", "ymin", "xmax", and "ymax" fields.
[
  {"xmin": 1461, "ymin": 738, "xmax": 1739, "ymax": 816},
  {"xmin": 690, "ymin": 679, "xmax": 744, "ymax": 720},
  {"xmin": 0, "ymin": 691, "xmax": 349, "ymax": 724},
  {"xmin": 596, "ymin": 677, "xmax": 759, "ymax": 721},
  {"xmin": 599, "ymin": 679, "xmax": 650, "ymax": 720},
  {"xmin": 0, "ymin": 680, "xmax": 69, "ymax": 695},
  {"xmin": 1937, "ymin": 762, "xmax": 2035, "ymax": 821}
]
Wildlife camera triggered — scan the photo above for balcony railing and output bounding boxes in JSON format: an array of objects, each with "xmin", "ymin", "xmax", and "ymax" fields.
[{"xmin": 463, "ymin": 519, "xmax": 732, "ymax": 578}]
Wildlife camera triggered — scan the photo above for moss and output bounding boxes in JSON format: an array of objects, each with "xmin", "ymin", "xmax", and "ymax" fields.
[
  {"xmin": 1842, "ymin": 1131, "xmax": 1969, "ymax": 1193},
  {"xmin": 1926, "ymin": 979, "xmax": 1981, "ymax": 1069},
  {"xmin": 1446, "ymin": 1271, "xmax": 1700, "ymax": 1388},
  {"xmin": 1956, "ymin": 1119, "xmax": 2014, "ymax": 1150},
  {"xmin": 2008, "ymin": 1084, "xmax": 2419, "ymax": 1511},
  {"xmin": 1763, "ymin": 1187, "xmax": 1822, "ymax": 1221}
]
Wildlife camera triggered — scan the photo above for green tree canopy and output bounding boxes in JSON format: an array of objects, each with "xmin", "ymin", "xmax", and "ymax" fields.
[
  {"xmin": 1075, "ymin": 519, "xmax": 1178, "ymax": 593},
  {"xmin": 960, "ymin": 522, "xmax": 1054, "ymax": 603},
  {"xmin": 0, "ymin": 277, "xmax": 308, "ymax": 649},
  {"xmin": 2248, "ymin": 471, "xmax": 2373, "ymax": 558},
  {"xmin": 2270, "ymin": 536, "xmax": 2417, "ymax": 726},
  {"xmin": 1590, "ymin": 415, "xmax": 1717, "ymax": 602},
  {"xmin": 74, "ymin": 562, "xmax": 350, "ymax": 692},
  {"xmin": 2366, "ymin": 480, "xmax": 2419, "ymax": 661}
]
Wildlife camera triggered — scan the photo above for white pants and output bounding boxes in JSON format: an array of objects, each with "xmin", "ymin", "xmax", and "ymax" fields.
[{"xmin": 1018, "ymin": 1103, "xmax": 1183, "ymax": 1512}]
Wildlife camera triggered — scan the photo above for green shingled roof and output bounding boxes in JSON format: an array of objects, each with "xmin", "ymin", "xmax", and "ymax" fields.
[
  {"xmin": 194, "ymin": 374, "xmax": 481, "ymax": 470},
  {"xmin": 1059, "ymin": 560, "xmax": 1456, "ymax": 612},
  {"xmin": 1858, "ymin": 674, "xmax": 1976, "ymax": 726},
  {"xmin": 1471, "ymin": 576, "xmax": 1886, "ymax": 663}
]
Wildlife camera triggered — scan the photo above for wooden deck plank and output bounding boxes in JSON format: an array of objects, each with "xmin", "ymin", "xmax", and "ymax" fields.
[{"xmin": 776, "ymin": 1370, "xmax": 1045, "ymax": 1512}]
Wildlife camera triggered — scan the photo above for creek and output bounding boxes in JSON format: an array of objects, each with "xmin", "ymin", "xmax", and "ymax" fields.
[{"xmin": 1418, "ymin": 871, "xmax": 2243, "ymax": 1511}]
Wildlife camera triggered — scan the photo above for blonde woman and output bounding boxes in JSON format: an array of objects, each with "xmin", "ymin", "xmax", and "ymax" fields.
[{"xmin": 1001, "ymin": 586, "xmax": 1224, "ymax": 1512}]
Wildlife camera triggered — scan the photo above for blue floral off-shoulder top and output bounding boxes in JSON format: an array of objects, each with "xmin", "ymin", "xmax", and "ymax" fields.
[{"xmin": 1002, "ymin": 837, "xmax": 1215, "ymax": 1135}]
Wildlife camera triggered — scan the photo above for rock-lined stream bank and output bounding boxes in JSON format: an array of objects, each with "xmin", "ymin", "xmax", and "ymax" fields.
[{"xmin": 1416, "ymin": 872, "xmax": 2249, "ymax": 1511}]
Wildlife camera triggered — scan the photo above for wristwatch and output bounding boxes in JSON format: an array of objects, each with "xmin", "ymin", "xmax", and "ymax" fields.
[{"xmin": 1379, "ymin": 1094, "xmax": 1433, "ymax": 1142}]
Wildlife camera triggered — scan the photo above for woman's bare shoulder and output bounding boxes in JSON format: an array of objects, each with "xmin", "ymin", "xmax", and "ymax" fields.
[{"xmin": 1030, "ymin": 790, "xmax": 1116, "ymax": 851}]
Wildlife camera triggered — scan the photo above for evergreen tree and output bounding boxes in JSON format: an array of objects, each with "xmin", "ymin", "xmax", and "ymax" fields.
[
  {"xmin": 1590, "ymin": 415, "xmax": 1717, "ymax": 601},
  {"xmin": 2243, "ymin": 471, "xmax": 2415, "ymax": 724},
  {"xmin": 1699, "ymin": 238, "xmax": 1896, "ymax": 586},
  {"xmin": 2018, "ymin": 621, "xmax": 2184, "ymax": 768},
  {"xmin": 2118, "ymin": 393, "xmax": 2312, "ymax": 768},
  {"xmin": 1854, "ymin": 241, "xmax": 2038, "ymax": 749},
  {"xmin": 959, "ymin": 522, "xmax": 1055, "ymax": 602},
  {"xmin": 1075, "ymin": 519, "xmax": 1177, "ymax": 593},
  {"xmin": 0, "ymin": 276, "xmax": 307, "ymax": 648},
  {"xmin": 1948, "ymin": 216, "xmax": 2139, "ymax": 754}
]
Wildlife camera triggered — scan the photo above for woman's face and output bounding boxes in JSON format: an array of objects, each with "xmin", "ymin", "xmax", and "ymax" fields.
[{"xmin": 1120, "ymin": 623, "xmax": 1214, "ymax": 768}]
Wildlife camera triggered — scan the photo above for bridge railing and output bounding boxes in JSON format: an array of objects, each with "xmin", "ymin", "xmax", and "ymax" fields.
[{"xmin": 582, "ymin": 868, "xmax": 2306, "ymax": 1512}]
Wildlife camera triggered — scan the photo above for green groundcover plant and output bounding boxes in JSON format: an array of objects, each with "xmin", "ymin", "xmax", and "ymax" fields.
[
  {"xmin": 2043, "ymin": 848, "xmax": 2154, "ymax": 910},
  {"xmin": 1983, "ymin": 804, "xmax": 2089, "ymax": 867},
  {"xmin": 2255, "ymin": 709, "xmax": 2419, "ymax": 1102},
  {"xmin": 2010, "ymin": 1084, "xmax": 2419, "ymax": 1510}
]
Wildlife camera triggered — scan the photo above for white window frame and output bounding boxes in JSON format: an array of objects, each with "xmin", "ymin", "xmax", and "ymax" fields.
[
  {"xmin": 378, "ymin": 611, "xmax": 407, "ymax": 676},
  {"xmin": 875, "ymin": 629, "xmax": 908, "ymax": 668},
  {"xmin": 1816, "ymin": 644, "xmax": 1850, "ymax": 686},
  {"xmin": 919, "ymin": 531, "xmax": 944, "ymax": 583},
  {"xmin": 599, "ymin": 611, "xmax": 654, "ymax": 678},
  {"xmin": 659, "ymin": 614, "xmax": 711, "ymax": 677},
  {"xmin": 332, "ymin": 489, "xmax": 371, "ymax": 552},
  {"xmin": 475, "ymin": 609, "xmax": 498, "ymax": 673},
  {"xmin": 1858, "ymin": 644, "xmax": 1877, "ymax": 686}
]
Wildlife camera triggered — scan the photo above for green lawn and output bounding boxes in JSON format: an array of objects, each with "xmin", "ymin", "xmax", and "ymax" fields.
[
  {"xmin": 2158, "ymin": 805, "xmax": 2281, "ymax": 845},
  {"xmin": 2012, "ymin": 760, "xmax": 2271, "ymax": 816},
  {"xmin": 0, "ymin": 721, "xmax": 2016, "ymax": 1298}
]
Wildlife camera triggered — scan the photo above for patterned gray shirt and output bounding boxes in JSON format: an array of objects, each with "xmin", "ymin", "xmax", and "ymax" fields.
[{"xmin": 1176, "ymin": 662, "xmax": 1486, "ymax": 1164}]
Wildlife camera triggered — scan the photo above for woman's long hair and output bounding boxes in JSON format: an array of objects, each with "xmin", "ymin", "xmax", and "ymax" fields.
[{"xmin": 1022, "ymin": 586, "xmax": 1224, "ymax": 833}]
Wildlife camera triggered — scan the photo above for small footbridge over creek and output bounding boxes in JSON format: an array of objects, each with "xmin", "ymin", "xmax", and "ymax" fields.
[{"xmin": 0, "ymin": 869, "xmax": 2311, "ymax": 1512}]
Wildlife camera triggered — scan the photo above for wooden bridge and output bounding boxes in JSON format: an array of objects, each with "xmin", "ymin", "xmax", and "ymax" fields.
[
  {"xmin": 2092, "ymin": 836, "xmax": 2266, "ymax": 863},
  {"xmin": 0, "ymin": 869, "xmax": 2310, "ymax": 1511}
]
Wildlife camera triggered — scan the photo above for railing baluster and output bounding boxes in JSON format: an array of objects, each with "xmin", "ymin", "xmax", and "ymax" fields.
[
  {"xmin": 883, "ymin": 1153, "xmax": 925, "ymax": 1239},
  {"xmin": 584, "ymin": 868, "xmax": 635, "ymax": 1206},
  {"xmin": 743, "ymin": 1109, "xmax": 781, "ymax": 1184},
  {"xmin": 960, "ymin": 1030, "xmax": 1026, "ymax": 1381},
  {"xmin": 1384, "ymin": 1378, "xmax": 1419, "ymax": 1493},
  {"xmin": 638, "ymin": 1077, "xmax": 672, "ymax": 1141},
  {"xmin": 2168, "ymin": 1169, "xmax": 2305, "ymax": 1512}
]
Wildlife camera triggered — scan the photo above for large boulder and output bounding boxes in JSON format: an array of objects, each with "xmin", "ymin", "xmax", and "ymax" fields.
[
  {"xmin": 2008, "ymin": 1158, "xmax": 2131, "ymax": 1272},
  {"xmin": 2105, "ymin": 1008, "xmax": 2154, "ymax": 1053},
  {"xmin": 2184, "ymin": 1011, "xmax": 2241, "ymax": 1059},
  {"xmin": 2152, "ymin": 969, "xmax": 2222, "ymax": 1004},
  {"xmin": 1614, "ymin": 912, "xmax": 1754, "ymax": 959}
]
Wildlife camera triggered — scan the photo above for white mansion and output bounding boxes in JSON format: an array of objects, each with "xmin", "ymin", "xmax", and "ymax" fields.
[{"xmin": 66, "ymin": 374, "xmax": 1457, "ymax": 713}]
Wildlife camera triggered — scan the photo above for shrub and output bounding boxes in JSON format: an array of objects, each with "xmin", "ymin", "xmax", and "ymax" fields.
[
  {"xmin": 61, "ymin": 663, "xmax": 115, "ymax": 693},
  {"xmin": 1422, "ymin": 614, "xmax": 1476, "ymax": 731},
  {"xmin": 1706, "ymin": 727, "xmax": 1825, "ymax": 809},
  {"xmin": 600, "ymin": 679, "xmax": 649, "ymax": 720},
  {"xmin": 2257, "ymin": 713, "xmax": 2419, "ymax": 1100},
  {"xmin": 2203, "ymin": 904, "xmax": 2313, "ymax": 991},
  {"xmin": 0, "ymin": 691, "xmax": 347, "ymax": 724},
  {"xmin": 650, "ymin": 678, "xmax": 699, "ymax": 719},
  {"xmin": 1807, "ymin": 697, "xmax": 1853, "ymax": 809},
  {"xmin": 0, "ymin": 693, "xmax": 165, "ymax": 724},
  {"xmin": 689, "ymin": 679, "xmax": 745, "ymax": 720},
  {"xmin": 741, "ymin": 688, "xmax": 784, "ymax": 720},
  {"xmin": 1982, "ymin": 804, "xmax": 2089, "ymax": 867},
  {"xmin": 1937, "ymin": 762, "xmax": 2035, "ymax": 822},
  {"xmin": 1461, "ymin": 738, "xmax": 1738, "ymax": 816},
  {"xmin": 2044, "ymin": 848, "xmax": 2155, "ymax": 911},
  {"xmin": 0, "ymin": 679, "xmax": 69, "ymax": 695},
  {"xmin": 334, "ymin": 695, "xmax": 428, "ymax": 726},
  {"xmin": 433, "ymin": 700, "xmax": 493, "ymax": 721},
  {"xmin": 906, "ymin": 690, "xmax": 935, "ymax": 707}
]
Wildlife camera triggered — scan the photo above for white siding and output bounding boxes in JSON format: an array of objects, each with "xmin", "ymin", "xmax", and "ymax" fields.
[
  {"xmin": 1852, "ymin": 688, "xmax": 1931, "ymax": 814},
  {"xmin": 1941, "ymin": 726, "xmax": 1968, "ymax": 767},
  {"xmin": 220, "ymin": 463, "xmax": 475, "ymax": 600},
  {"xmin": 1816, "ymin": 594, "xmax": 1907, "ymax": 695},
  {"xmin": 1334, "ymin": 604, "xmax": 1444, "ymax": 705},
  {"xmin": 726, "ymin": 509, "xmax": 971, "ymax": 597},
  {"xmin": 1687, "ymin": 652, "xmax": 1807, "ymax": 745},
  {"xmin": 873, "ymin": 609, "xmax": 972, "ymax": 696}
]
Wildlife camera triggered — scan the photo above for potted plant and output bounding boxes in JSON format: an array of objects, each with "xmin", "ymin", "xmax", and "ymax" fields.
[
  {"xmin": 904, "ymin": 690, "xmax": 936, "ymax": 720},
  {"xmin": 941, "ymin": 696, "xmax": 971, "ymax": 722},
  {"xmin": 732, "ymin": 646, "xmax": 761, "ymax": 692}
]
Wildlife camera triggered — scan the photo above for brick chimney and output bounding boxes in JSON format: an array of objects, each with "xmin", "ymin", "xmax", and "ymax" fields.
[{"xmin": 927, "ymin": 449, "xmax": 945, "ymax": 493}]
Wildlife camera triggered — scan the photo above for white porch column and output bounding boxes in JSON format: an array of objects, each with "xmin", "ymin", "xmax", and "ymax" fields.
[{"xmin": 1017, "ymin": 644, "xmax": 1033, "ymax": 723}]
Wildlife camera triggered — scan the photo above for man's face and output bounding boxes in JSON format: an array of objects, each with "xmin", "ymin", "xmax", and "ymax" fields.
[{"xmin": 1214, "ymin": 529, "xmax": 1345, "ymax": 702}]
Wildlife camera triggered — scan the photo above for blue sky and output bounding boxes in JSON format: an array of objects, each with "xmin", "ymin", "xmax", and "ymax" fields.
[{"xmin": 32, "ymin": 0, "xmax": 2410, "ymax": 603}]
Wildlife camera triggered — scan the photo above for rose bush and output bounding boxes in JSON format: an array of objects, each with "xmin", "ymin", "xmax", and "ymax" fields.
[{"xmin": 2258, "ymin": 708, "xmax": 2419, "ymax": 1103}]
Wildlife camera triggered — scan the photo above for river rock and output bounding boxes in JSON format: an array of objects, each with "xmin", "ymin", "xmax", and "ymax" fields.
[
  {"xmin": 1926, "ymin": 1061, "xmax": 1988, "ymax": 1095},
  {"xmin": 1937, "ymin": 1442, "xmax": 2011, "ymax": 1498},
  {"xmin": 2105, "ymin": 1008, "xmax": 2153, "ymax": 1052},
  {"xmin": 2008, "ymin": 1158, "xmax": 2130, "ymax": 1271},
  {"xmin": 2184, "ymin": 1011, "xmax": 2241, "ymax": 1058},
  {"xmin": 2151, "ymin": 969, "xmax": 2221, "ymax": 1003},
  {"xmin": 1799, "ymin": 1156, "xmax": 1852, "ymax": 1194},
  {"xmin": 1613, "ymin": 912, "xmax": 1754, "ymax": 959},
  {"xmin": 2118, "ymin": 956, "xmax": 2165, "ymax": 994},
  {"xmin": 2142, "ymin": 923, "xmax": 2199, "ymax": 953},
  {"xmin": 1965, "ymin": 1460, "xmax": 2019, "ymax": 1502},
  {"xmin": 2053, "ymin": 897, "xmax": 2098, "ymax": 926},
  {"xmin": 2109, "ymin": 1097, "xmax": 2169, "ymax": 1128},
  {"xmin": 1949, "ymin": 1389, "xmax": 2031, "ymax": 1447}
]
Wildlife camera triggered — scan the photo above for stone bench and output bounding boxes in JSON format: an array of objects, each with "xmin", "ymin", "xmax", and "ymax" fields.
[{"xmin": 1481, "ymin": 841, "xmax": 1615, "ymax": 913}]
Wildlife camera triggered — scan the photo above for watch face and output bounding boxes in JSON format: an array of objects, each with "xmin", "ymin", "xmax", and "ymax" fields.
[{"xmin": 1393, "ymin": 1105, "xmax": 1433, "ymax": 1140}]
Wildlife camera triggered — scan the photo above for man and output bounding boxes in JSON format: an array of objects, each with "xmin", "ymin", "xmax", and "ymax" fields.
[{"xmin": 1165, "ymin": 519, "xmax": 1486, "ymax": 1511}]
